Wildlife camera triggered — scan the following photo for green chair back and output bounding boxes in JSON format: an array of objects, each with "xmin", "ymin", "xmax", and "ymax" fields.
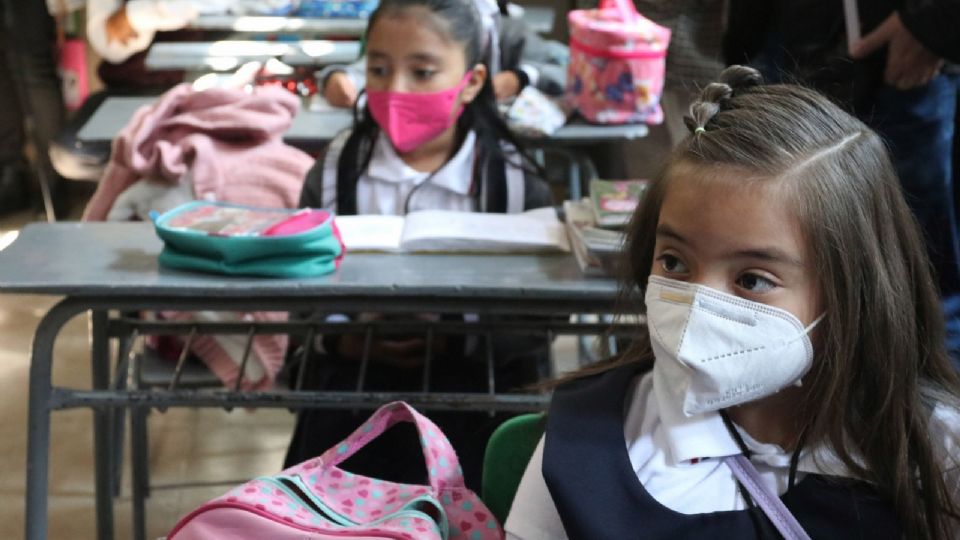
[{"xmin": 481, "ymin": 413, "xmax": 547, "ymax": 525}]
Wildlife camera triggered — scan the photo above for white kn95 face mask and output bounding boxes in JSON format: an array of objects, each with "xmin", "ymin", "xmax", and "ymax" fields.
[{"xmin": 645, "ymin": 275, "xmax": 824, "ymax": 417}]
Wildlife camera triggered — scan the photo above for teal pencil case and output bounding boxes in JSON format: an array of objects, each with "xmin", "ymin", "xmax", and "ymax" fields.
[{"xmin": 152, "ymin": 201, "xmax": 345, "ymax": 278}]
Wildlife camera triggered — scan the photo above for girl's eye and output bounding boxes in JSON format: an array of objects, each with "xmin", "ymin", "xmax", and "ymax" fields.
[
  {"xmin": 658, "ymin": 254, "xmax": 689, "ymax": 274},
  {"xmin": 368, "ymin": 66, "xmax": 388, "ymax": 77},
  {"xmin": 736, "ymin": 273, "xmax": 777, "ymax": 293},
  {"xmin": 413, "ymin": 69, "xmax": 437, "ymax": 80}
]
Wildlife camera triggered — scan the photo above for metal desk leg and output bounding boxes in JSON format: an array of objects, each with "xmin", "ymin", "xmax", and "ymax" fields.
[
  {"xmin": 26, "ymin": 300, "xmax": 85, "ymax": 539},
  {"xmin": 91, "ymin": 310, "xmax": 115, "ymax": 540},
  {"xmin": 25, "ymin": 331, "xmax": 54, "ymax": 539},
  {"xmin": 130, "ymin": 404, "xmax": 148, "ymax": 540}
]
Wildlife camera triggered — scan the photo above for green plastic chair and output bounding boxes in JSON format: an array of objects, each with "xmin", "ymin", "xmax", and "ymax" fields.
[{"xmin": 481, "ymin": 413, "xmax": 547, "ymax": 525}]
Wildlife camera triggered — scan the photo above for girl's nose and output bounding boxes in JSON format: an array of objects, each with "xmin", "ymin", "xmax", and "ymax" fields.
[
  {"xmin": 385, "ymin": 74, "xmax": 407, "ymax": 93},
  {"xmin": 691, "ymin": 273, "xmax": 732, "ymax": 295}
]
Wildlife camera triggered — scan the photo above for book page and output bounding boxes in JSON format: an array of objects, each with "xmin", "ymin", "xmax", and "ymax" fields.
[
  {"xmin": 334, "ymin": 215, "xmax": 405, "ymax": 252},
  {"xmin": 399, "ymin": 209, "xmax": 570, "ymax": 253}
]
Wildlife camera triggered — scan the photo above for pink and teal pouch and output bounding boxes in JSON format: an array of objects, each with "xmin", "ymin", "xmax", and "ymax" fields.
[
  {"xmin": 152, "ymin": 201, "xmax": 345, "ymax": 278},
  {"xmin": 567, "ymin": 0, "xmax": 671, "ymax": 125},
  {"xmin": 168, "ymin": 402, "xmax": 504, "ymax": 540}
]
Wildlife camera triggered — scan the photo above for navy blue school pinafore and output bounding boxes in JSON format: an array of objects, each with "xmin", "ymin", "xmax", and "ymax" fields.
[{"xmin": 542, "ymin": 363, "xmax": 903, "ymax": 539}]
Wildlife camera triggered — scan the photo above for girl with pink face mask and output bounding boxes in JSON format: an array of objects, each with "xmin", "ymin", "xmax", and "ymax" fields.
[{"xmin": 287, "ymin": 0, "xmax": 554, "ymax": 490}]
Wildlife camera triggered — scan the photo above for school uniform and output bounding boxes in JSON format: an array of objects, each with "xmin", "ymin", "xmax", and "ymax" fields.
[
  {"xmin": 304, "ymin": 129, "xmax": 483, "ymax": 214},
  {"xmin": 506, "ymin": 362, "xmax": 960, "ymax": 539},
  {"xmin": 285, "ymin": 127, "xmax": 553, "ymax": 490}
]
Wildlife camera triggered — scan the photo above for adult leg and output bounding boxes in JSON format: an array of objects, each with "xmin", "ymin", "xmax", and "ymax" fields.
[
  {"xmin": 1, "ymin": 0, "xmax": 65, "ymax": 219},
  {"xmin": 0, "ymin": 7, "xmax": 28, "ymax": 215},
  {"xmin": 864, "ymin": 74, "xmax": 960, "ymax": 363}
]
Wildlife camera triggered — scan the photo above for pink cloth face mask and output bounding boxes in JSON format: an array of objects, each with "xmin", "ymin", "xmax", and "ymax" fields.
[{"xmin": 366, "ymin": 72, "xmax": 473, "ymax": 153}]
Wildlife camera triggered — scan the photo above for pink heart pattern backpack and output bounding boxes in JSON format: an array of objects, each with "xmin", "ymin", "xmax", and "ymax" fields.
[{"xmin": 168, "ymin": 402, "xmax": 503, "ymax": 540}]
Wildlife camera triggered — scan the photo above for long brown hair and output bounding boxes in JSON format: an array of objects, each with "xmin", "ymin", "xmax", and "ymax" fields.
[{"xmin": 587, "ymin": 65, "xmax": 960, "ymax": 538}]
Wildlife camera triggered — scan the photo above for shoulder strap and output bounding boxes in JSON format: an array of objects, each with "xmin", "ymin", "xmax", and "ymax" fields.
[
  {"xmin": 478, "ymin": 142, "xmax": 526, "ymax": 214},
  {"xmin": 330, "ymin": 128, "xmax": 373, "ymax": 216},
  {"xmin": 724, "ymin": 455, "xmax": 812, "ymax": 540},
  {"xmin": 503, "ymin": 142, "xmax": 526, "ymax": 214}
]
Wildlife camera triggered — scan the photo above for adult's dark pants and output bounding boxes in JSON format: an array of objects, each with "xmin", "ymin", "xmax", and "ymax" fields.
[
  {"xmin": 753, "ymin": 39, "xmax": 960, "ymax": 369},
  {"xmin": 864, "ymin": 75, "xmax": 960, "ymax": 370},
  {"xmin": 0, "ymin": 0, "xmax": 64, "ymax": 216}
]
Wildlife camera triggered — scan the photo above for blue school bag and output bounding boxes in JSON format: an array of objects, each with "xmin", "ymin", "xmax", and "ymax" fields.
[{"xmin": 152, "ymin": 201, "xmax": 345, "ymax": 278}]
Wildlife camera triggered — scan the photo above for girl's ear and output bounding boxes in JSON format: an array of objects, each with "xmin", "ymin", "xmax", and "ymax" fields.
[{"xmin": 459, "ymin": 64, "xmax": 488, "ymax": 105}]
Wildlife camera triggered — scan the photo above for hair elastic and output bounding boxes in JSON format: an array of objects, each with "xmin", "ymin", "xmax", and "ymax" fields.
[{"xmin": 695, "ymin": 127, "xmax": 706, "ymax": 135}]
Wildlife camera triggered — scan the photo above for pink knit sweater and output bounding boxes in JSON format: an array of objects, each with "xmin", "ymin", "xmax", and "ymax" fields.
[{"xmin": 84, "ymin": 83, "xmax": 316, "ymax": 390}]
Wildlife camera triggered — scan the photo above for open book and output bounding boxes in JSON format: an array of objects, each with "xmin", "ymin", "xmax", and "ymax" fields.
[{"xmin": 335, "ymin": 208, "xmax": 570, "ymax": 253}]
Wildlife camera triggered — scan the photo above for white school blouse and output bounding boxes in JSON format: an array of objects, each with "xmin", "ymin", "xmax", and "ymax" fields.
[
  {"xmin": 504, "ymin": 371, "xmax": 960, "ymax": 540},
  {"xmin": 320, "ymin": 131, "xmax": 477, "ymax": 215}
]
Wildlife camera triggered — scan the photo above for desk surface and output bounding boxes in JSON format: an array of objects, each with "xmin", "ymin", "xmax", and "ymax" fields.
[
  {"xmin": 145, "ymin": 40, "xmax": 362, "ymax": 71},
  {"xmin": 77, "ymin": 96, "xmax": 354, "ymax": 145},
  {"xmin": 188, "ymin": 6, "xmax": 555, "ymax": 35},
  {"xmin": 0, "ymin": 223, "xmax": 618, "ymax": 300},
  {"xmin": 77, "ymin": 96, "xmax": 647, "ymax": 146}
]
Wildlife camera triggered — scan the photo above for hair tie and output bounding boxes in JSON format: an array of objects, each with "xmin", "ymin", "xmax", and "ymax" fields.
[{"xmin": 695, "ymin": 127, "xmax": 706, "ymax": 135}]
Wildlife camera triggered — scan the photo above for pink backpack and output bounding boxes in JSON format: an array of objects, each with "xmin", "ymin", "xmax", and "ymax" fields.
[
  {"xmin": 567, "ymin": 0, "xmax": 671, "ymax": 125},
  {"xmin": 168, "ymin": 402, "xmax": 503, "ymax": 540}
]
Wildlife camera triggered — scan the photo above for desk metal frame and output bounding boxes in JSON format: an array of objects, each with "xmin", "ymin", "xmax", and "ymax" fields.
[{"xmin": 10, "ymin": 224, "xmax": 629, "ymax": 540}]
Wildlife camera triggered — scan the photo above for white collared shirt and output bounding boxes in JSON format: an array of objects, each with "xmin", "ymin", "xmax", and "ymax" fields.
[
  {"xmin": 321, "ymin": 131, "xmax": 477, "ymax": 216},
  {"xmin": 504, "ymin": 371, "xmax": 960, "ymax": 540}
]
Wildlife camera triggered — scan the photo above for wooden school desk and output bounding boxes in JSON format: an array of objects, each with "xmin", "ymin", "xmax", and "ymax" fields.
[{"xmin": 0, "ymin": 222, "xmax": 627, "ymax": 540}]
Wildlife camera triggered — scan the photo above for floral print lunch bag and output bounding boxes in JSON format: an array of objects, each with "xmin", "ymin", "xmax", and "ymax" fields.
[{"xmin": 567, "ymin": 0, "xmax": 671, "ymax": 125}]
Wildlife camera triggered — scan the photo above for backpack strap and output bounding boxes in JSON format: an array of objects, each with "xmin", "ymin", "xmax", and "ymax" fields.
[
  {"xmin": 478, "ymin": 141, "xmax": 527, "ymax": 214},
  {"xmin": 503, "ymin": 142, "xmax": 526, "ymax": 214},
  {"xmin": 320, "ymin": 129, "xmax": 352, "ymax": 213},
  {"xmin": 330, "ymin": 128, "xmax": 374, "ymax": 217}
]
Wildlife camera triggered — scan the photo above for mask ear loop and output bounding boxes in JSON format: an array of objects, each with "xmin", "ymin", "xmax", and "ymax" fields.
[{"xmin": 803, "ymin": 313, "xmax": 827, "ymax": 334}]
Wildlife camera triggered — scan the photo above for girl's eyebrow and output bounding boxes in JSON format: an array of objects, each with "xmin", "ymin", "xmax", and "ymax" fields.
[
  {"xmin": 407, "ymin": 52, "xmax": 442, "ymax": 63},
  {"xmin": 655, "ymin": 224, "xmax": 690, "ymax": 245},
  {"xmin": 656, "ymin": 224, "xmax": 803, "ymax": 267},
  {"xmin": 732, "ymin": 248, "xmax": 804, "ymax": 267}
]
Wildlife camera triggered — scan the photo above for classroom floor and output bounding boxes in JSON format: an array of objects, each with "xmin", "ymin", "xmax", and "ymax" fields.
[
  {"xmin": 0, "ymin": 206, "xmax": 580, "ymax": 539},
  {"xmin": 0, "ymin": 204, "xmax": 298, "ymax": 538}
]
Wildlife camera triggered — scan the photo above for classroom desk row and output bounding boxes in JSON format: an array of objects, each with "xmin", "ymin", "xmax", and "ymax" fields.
[
  {"xmin": 0, "ymin": 221, "xmax": 629, "ymax": 540},
  {"xmin": 186, "ymin": 6, "xmax": 555, "ymax": 35},
  {"xmin": 145, "ymin": 40, "xmax": 362, "ymax": 71},
  {"xmin": 79, "ymin": 96, "xmax": 649, "ymax": 146},
  {"xmin": 75, "ymin": 95, "xmax": 648, "ymax": 198},
  {"xmin": 148, "ymin": 6, "xmax": 555, "ymax": 72}
]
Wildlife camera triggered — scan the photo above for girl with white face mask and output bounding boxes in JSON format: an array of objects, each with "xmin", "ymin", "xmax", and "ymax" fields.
[{"xmin": 505, "ymin": 66, "xmax": 960, "ymax": 540}]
